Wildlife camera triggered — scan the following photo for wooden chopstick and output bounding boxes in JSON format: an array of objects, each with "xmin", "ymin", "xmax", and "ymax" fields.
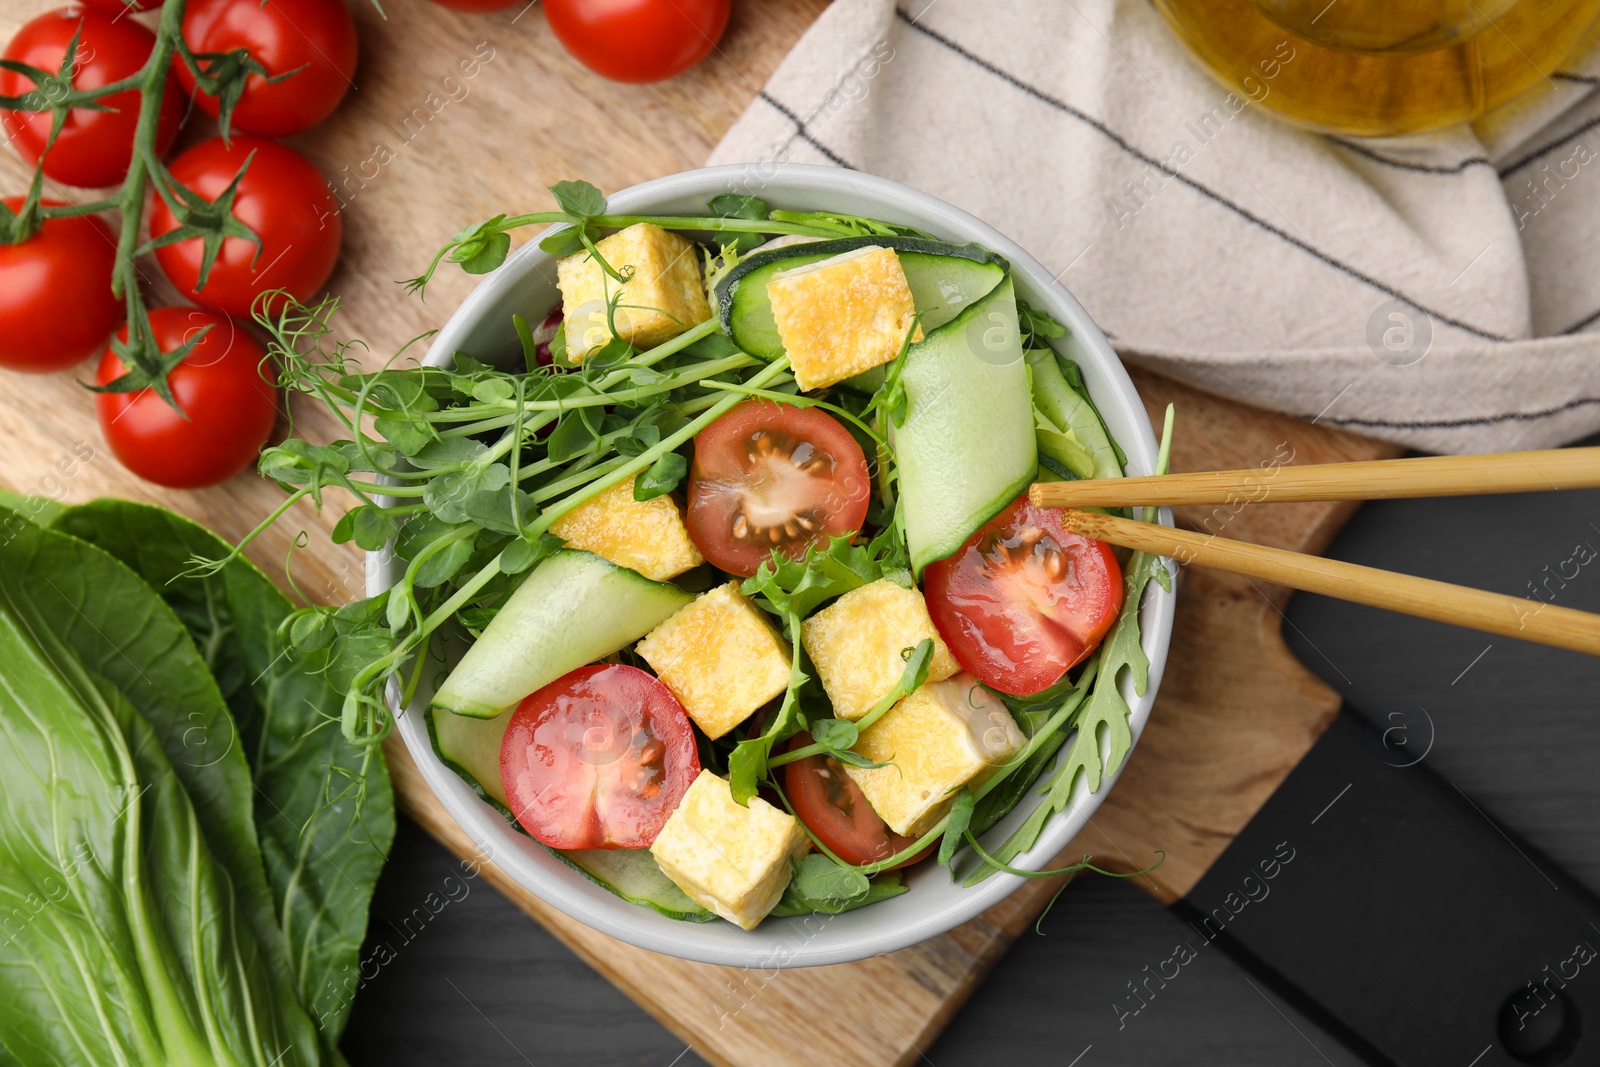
[
  {"xmin": 1056, "ymin": 509, "xmax": 1600, "ymax": 656},
  {"xmin": 1030, "ymin": 447, "xmax": 1600, "ymax": 509}
]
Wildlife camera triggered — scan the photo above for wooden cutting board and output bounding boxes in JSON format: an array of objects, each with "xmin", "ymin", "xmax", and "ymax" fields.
[{"xmin": 0, "ymin": 1, "xmax": 1399, "ymax": 1063}]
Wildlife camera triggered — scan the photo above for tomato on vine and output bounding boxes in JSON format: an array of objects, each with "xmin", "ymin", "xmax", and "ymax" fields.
[
  {"xmin": 148, "ymin": 137, "xmax": 343, "ymax": 319},
  {"xmin": 95, "ymin": 307, "xmax": 278, "ymax": 489},
  {"xmin": 543, "ymin": 0, "xmax": 730, "ymax": 83},
  {"xmin": 176, "ymin": 0, "xmax": 359, "ymax": 137},
  {"xmin": 0, "ymin": 7, "xmax": 183, "ymax": 188},
  {"xmin": 78, "ymin": 0, "xmax": 159, "ymax": 13},
  {"xmin": 0, "ymin": 198, "xmax": 123, "ymax": 374}
]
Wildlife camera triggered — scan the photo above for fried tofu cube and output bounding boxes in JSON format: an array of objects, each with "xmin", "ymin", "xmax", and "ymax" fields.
[
  {"xmin": 556, "ymin": 222, "xmax": 712, "ymax": 361},
  {"xmin": 801, "ymin": 579, "xmax": 960, "ymax": 721},
  {"xmin": 767, "ymin": 245, "xmax": 922, "ymax": 391},
  {"xmin": 547, "ymin": 475, "xmax": 702, "ymax": 582},
  {"xmin": 846, "ymin": 673, "xmax": 1026, "ymax": 837},
  {"xmin": 651, "ymin": 770, "xmax": 809, "ymax": 930},
  {"xmin": 636, "ymin": 582, "xmax": 791, "ymax": 739}
]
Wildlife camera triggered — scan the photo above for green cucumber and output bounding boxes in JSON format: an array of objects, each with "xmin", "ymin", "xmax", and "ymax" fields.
[
  {"xmin": 716, "ymin": 236, "xmax": 1008, "ymax": 361},
  {"xmin": 425, "ymin": 709, "xmax": 714, "ymax": 922},
  {"xmin": 892, "ymin": 274, "xmax": 1038, "ymax": 576},
  {"xmin": 431, "ymin": 548, "xmax": 692, "ymax": 718},
  {"xmin": 554, "ymin": 849, "xmax": 714, "ymax": 922},
  {"xmin": 1029, "ymin": 348, "xmax": 1124, "ymax": 482},
  {"xmin": 430, "ymin": 705, "xmax": 513, "ymax": 808}
]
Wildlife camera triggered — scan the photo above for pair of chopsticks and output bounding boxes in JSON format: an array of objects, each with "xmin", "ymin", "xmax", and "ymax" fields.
[{"xmin": 1029, "ymin": 448, "xmax": 1600, "ymax": 655}]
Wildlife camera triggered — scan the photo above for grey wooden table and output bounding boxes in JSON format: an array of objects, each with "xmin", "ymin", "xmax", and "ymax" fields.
[{"xmin": 342, "ymin": 443, "xmax": 1600, "ymax": 1067}]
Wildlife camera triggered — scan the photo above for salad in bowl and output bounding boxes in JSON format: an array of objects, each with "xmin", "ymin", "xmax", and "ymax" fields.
[{"xmin": 240, "ymin": 165, "xmax": 1175, "ymax": 966}]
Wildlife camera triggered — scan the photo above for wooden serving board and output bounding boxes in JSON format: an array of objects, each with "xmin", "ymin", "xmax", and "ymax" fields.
[{"xmin": 0, "ymin": 1, "xmax": 1399, "ymax": 1062}]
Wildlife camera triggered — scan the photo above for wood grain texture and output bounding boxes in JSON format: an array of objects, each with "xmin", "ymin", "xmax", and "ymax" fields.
[{"xmin": 0, "ymin": 0, "xmax": 1397, "ymax": 1063}]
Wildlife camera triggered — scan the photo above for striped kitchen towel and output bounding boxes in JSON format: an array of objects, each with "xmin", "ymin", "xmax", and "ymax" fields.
[{"xmin": 707, "ymin": 0, "xmax": 1600, "ymax": 453}]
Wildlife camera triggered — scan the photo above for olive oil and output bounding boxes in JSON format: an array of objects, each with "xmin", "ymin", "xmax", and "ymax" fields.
[{"xmin": 1153, "ymin": 0, "xmax": 1600, "ymax": 136}]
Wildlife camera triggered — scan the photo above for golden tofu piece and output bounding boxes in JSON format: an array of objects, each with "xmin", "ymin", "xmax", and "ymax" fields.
[
  {"xmin": 846, "ymin": 673, "xmax": 1025, "ymax": 837},
  {"xmin": 636, "ymin": 582, "xmax": 791, "ymax": 740},
  {"xmin": 767, "ymin": 245, "xmax": 922, "ymax": 391},
  {"xmin": 556, "ymin": 222, "xmax": 712, "ymax": 361},
  {"xmin": 801, "ymin": 579, "xmax": 959, "ymax": 721},
  {"xmin": 547, "ymin": 475, "xmax": 702, "ymax": 582},
  {"xmin": 650, "ymin": 770, "xmax": 809, "ymax": 930}
]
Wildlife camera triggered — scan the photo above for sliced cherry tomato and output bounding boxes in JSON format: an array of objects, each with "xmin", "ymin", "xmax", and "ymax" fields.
[
  {"xmin": 0, "ymin": 8, "xmax": 183, "ymax": 188},
  {"xmin": 500, "ymin": 664, "xmax": 699, "ymax": 850},
  {"xmin": 923, "ymin": 494, "xmax": 1123, "ymax": 696},
  {"xmin": 95, "ymin": 307, "xmax": 278, "ymax": 488},
  {"xmin": 686, "ymin": 399, "xmax": 871, "ymax": 577},
  {"xmin": 543, "ymin": 0, "xmax": 730, "ymax": 83},
  {"xmin": 148, "ymin": 137, "xmax": 342, "ymax": 319},
  {"xmin": 0, "ymin": 198, "xmax": 122, "ymax": 373},
  {"xmin": 783, "ymin": 737, "xmax": 929, "ymax": 869},
  {"xmin": 176, "ymin": 0, "xmax": 358, "ymax": 137}
]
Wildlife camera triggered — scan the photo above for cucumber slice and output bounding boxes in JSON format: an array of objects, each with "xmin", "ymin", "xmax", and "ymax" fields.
[
  {"xmin": 1029, "ymin": 348, "xmax": 1123, "ymax": 482},
  {"xmin": 432, "ymin": 549, "xmax": 692, "ymax": 718},
  {"xmin": 425, "ymin": 709, "xmax": 714, "ymax": 922},
  {"xmin": 429, "ymin": 705, "xmax": 513, "ymax": 808},
  {"xmin": 892, "ymin": 274, "xmax": 1038, "ymax": 575},
  {"xmin": 555, "ymin": 849, "xmax": 714, "ymax": 923},
  {"xmin": 716, "ymin": 236, "xmax": 1008, "ymax": 360}
]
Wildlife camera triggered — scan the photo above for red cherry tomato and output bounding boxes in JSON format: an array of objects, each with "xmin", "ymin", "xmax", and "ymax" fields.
[
  {"xmin": 782, "ymin": 737, "xmax": 929, "ymax": 869},
  {"xmin": 175, "ymin": 0, "xmax": 358, "ymax": 137},
  {"xmin": 686, "ymin": 399, "xmax": 872, "ymax": 577},
  {"xmin": 429, "ymin": 0, "xmax": 521, "ymax": 10},
  {"xmin": 543, "ymin": 0, "xmax": 730, "ymax": 83},
  {"xmin": 922, "ymin": 494, "xmax": 1123, "ymax": 696},
  {"xmin": 148, "ymin": 137, "xmax": 342, "ymax": 320},
  {"xmin": 500, "ymin": 664, "xmax": 700, "ymax": 850},
  {"xmin": 0, "ymin": 198, "xmax": 122, "ymax": 373},
  {"xmin": 0, "ymin": 8, "xmax": 183, "ymax": 188},
  {"xmin": 95, "ymin": 307, "xmax": 278, "ymax": 488}
]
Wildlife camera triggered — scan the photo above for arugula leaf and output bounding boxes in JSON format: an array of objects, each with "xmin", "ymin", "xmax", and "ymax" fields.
[
  {"xmin": 53, "ymin": 500, "xmax": 396, "ymax": 1045},
  {"xmin": 938, "ymin": 789, "xmax": 976, "ymax": 867},
  {"xmin": 770, "ymin": 869, "xmax": 907, "ymax": 917},
  {"xmin": 791, "ymin": 853, "xmax": 870, "ymax": 905},
  {"xmin": 740, "ymin": 535, "xmax": 883, "ymax": 619},
  {"xmin": 1017, "ymin": 298, "xmax": 1069, "ymax": 349}
]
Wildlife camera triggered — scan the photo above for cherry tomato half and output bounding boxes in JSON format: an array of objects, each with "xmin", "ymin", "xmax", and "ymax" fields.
[
  {"xmin": 783, "ymin": 737, "xmax": 929, "ymax": 869},
  {"xmin": 543, "ymin": 0, "xmax": 730, "ymax": 83},
  {"xmin": 148, "ymin": 137, "xmax": 342, "ymax": 320},
  {"xmin": 0, "ymin": 8, "xmax": 183, "ymax": 188},
  {"xmin": 176, "ymin": 0, "xmax": 358, "ymax": 137},
  {"xmin": 0, "ymin": 198, "xmax": 122, "ymax": 373},
  {"xmin": 686, "ymin": 399, "xmax": 872, "ymax": 577},
  {"xmin": 95, "ymin": 307, "xmax": 278, "ymax": 488},
  {"xmin": 922, "ymin": 494, "xmax": 1123, "ymax": 696},
  {"xmin": 500, "ymin": 664, "xmax": 700, "ymax": 850}
]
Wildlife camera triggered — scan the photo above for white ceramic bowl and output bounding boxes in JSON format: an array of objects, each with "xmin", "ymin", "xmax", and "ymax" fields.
[{"xmin": 371, "ymin": 164, "xmax": 1176, "ymax": 968}]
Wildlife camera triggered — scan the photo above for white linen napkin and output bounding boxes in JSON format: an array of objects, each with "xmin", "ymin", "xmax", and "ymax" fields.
[{"xmin": 707, "ymin": 0, "xmax": 1600, "ymax": 453}]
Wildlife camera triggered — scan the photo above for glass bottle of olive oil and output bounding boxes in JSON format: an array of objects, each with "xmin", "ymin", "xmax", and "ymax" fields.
[{"xmin": 1153, "ymin": 0, "xmax": 1600, "ymax": 136}]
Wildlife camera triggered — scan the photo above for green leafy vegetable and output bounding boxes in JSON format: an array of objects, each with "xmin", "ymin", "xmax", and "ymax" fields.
[
  {"xmin": 0, "ymin": 510, "xmax": 322, "ymax": 1066},
  {"xmin": 54, "ymin": 500, "xmax": 395, "ymax": 1045}
]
